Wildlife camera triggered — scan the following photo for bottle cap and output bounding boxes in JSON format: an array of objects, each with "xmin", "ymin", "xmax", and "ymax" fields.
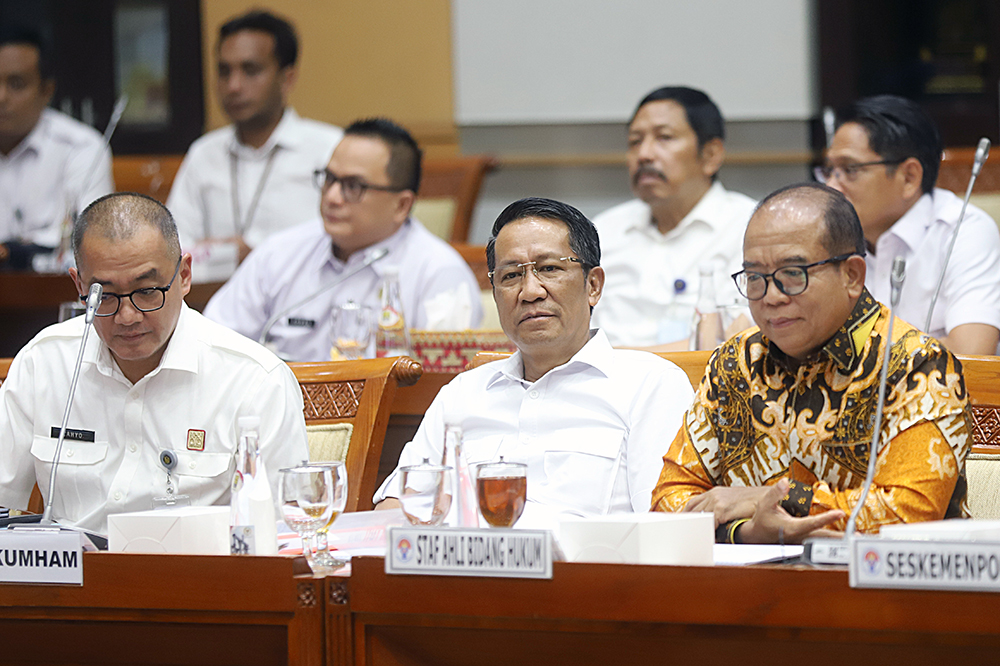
[{"xmin": 238, "ymin": 415, "xmax": 260, "ymax": 430}]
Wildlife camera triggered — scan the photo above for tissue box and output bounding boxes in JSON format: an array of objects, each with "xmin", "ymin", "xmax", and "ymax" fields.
[
  {"xmin": 557, "ymin": 513, "xmax": 713, "ymax": 565},
  {"xmin": 108, "ymin": 506, "xmax": 230, "ymax": 554},
  {"xmin": 878, "ymin": 519, "xmax": 1000, "ymax": 542}
]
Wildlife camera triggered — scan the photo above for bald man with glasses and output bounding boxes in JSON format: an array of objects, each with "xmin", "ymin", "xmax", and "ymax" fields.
[
  {"xmin": 204, "ymin": 117, "xmax": 482, "ymax": 361},
  {"xmin": 653, "ymin": 183, "xmax": 972, "ymax": 545},
  {"xmin": 0, "ymin": 192, "xmax": 308, "ymax": 534}
]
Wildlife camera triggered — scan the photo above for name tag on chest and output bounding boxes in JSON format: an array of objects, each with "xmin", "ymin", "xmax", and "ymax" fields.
[
  {"xmin": 50, "ymin": 427, "xmax": 96, "ymax": 442},
  {"xmin": 287, "ymin": 317, "xmax": 316, "ymax": 328}
]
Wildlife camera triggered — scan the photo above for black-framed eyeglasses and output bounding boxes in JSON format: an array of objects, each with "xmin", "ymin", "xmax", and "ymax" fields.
[
  {"xmin": 81, "ymin": 257, "xmax": 182, "ymax": 317},
  {"xmin": 731, "ymin": 253, "xmax": 856, "ymax": 301},
  {"xmin": 488, "ymin": 256, "xmax": 585, "ymax": 291},
  {"xmin": 312, "ymin": 168, "xmax": 406, "ymax": 203},
  {"xmin": 813, "ymin": 160, "xmax": 903, "ymax": 184}
]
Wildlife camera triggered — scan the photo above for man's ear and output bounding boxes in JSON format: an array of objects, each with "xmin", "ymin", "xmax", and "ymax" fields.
[
  {"xmin": 393, "ymin": 190, "xmax": 416, "ymax": 224},
  {"xmin": 69, "ymin": 266, "xmax": 85, "ymax": 296},
  {"xmin": 898, "ymin": 157, "xmax": 923, "ymax": 202},
  {"xmin": 842, "ymin": 254, "xmax": 866, "ymax": 299},
  {"xmin": 587, "ymin": 266, "xmax": 605, "ymax": 308},
  {"xmin": 40, "ymin": 78, "xmax": 56, "ymax": 106},
  {"xmin": 699, "ymin": 138, "xmax": 725, "ymax": 179},
  {"xmin": 178, "ymin": 253, "xmax": 193, "ymax": 298}
]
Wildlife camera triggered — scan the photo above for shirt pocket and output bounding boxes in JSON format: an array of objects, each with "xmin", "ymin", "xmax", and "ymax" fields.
[
  {"xmin": 540, "ymin": 432, "xmax": 623, "ymax": 515},
  {"xmin": 170, "ymin": 451, "xmax": 234, "ymax": 503},
  {"xmin": 30, "ymin": 435, "xmax": 110, "ymax": 524},
  {"xmin": 31, "ymin": 435, "xmax": 109, "ymax": 466}
]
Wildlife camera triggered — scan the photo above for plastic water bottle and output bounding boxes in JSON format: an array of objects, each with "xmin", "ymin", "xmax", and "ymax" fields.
[
  {"xmin": 376, "ymin": 267, "xmax": 412, "ymax": 357},
  {"xmin": 690, "ymin": 263, "xmax": 724, "ymax": 351},
  {"xmin": 441, "ymin": 420, "xmax": 479, "ymax": 527},
  {"xmin": 230, "ymin": 416, "xmax": 278, "ymax": 555}
]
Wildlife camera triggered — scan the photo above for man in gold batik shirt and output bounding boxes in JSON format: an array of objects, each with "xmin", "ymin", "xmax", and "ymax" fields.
[{"xmin": 652, "ymin": 182, "xmax": 972, "ymax": 544}]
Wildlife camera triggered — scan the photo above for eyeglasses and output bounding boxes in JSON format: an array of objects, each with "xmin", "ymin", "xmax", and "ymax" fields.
[
  {"xmin": 813, "ymin": 160, "xmax": 903, "ymax": 184},
  {"xmin": 488, "ymin": 257, "xmax": 585, "ymax": 291},
  {"xmin": 312, "ymin": 168, "xmax": 406, "ymax": 203},
  {"xmin": 81, "ymin": 257, "xmax": 182, "ymax": 317},
  {"xmin": 731, "ymin": 253, "xmax": 856, "ymax": 301}
]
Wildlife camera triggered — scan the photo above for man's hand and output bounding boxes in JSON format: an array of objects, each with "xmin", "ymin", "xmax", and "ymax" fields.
[
  {"xmin": 682, "ymin": 486, "xmax": 771, "ymax": 527},
  {"xmin": 0, "ymin": 243, "xmax": 8, "ymax": 262},
  {"xmin": 738, "ymin": 479, "xmax": 844, "ymax": 544},
  {"xmin": 374, "ymin": 498, "xmax": 401, "ymax": 511}
]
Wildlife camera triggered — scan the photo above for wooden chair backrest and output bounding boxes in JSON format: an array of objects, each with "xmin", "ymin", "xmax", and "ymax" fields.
[
  {"xmin": 416, "ymin": 155, "xmax": 498, "ymax": 243},
  {"xmin": 470, "ymin": 350, "xmax": 1000, "ymax": 452},
  {"xmin": 289, "ymin": 357, "xmax": 422, "ymax": 512},
  {"xmin": 0, "ymin": 357, "xmax": 10, "ymax": 387},
  {"xmin": 113, "ymin": 155, "xmax": 185, "ymax": 203}
]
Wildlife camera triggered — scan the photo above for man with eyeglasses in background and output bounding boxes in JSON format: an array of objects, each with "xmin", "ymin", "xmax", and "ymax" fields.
[
  {"xmin": 815, "ymin": 94, "xmax": 1000, "ymax": 355},
  {"xmin": 204, "ymin": 118, "xmax": 482, "ymax": 361},
  {"xmin": 374, "ymin": 197, "xmax": 693, "ymax": 525},
  {"xmin": 653, "ymin": 183, "xmax": 971, "ymax": 544},
  {"xmin": 167, "ymin": 10, "xmax": 343, "ymax": 280},
  {"xmin": 0, "ymin": 193, "xmax": 308, "ymax": 534}
]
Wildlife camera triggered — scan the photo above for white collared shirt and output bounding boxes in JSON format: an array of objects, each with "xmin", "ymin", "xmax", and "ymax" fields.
[
  {"xmin": 0, "ymin": 304, "xmax": 309, "ymax": 534},
  {"xmin": 591, "ymin": 181, "xmax": 757, "ymax": 346},
  {"xmin": 865, "ymin": 188, "xmax": 1000, "ymax": 340},
  {"xmin": 166, "ymin": 108, "xmax": 343, "ymax": 250},
  {"xmin": 0, "ymin": 108, "xmax": 113, "ymax": 247},
  {"xmin": 203, "ymin": 217, "xmax": 484, "ymax": 361},
  {"xmin": 373, "ymin": 330, "xmax": 694, "ymax": 524}
]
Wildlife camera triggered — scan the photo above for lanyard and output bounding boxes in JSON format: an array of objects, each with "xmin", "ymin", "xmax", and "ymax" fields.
[{"xmin": 228, "ymin": 146, "xmax": 279, "ymax": 238}]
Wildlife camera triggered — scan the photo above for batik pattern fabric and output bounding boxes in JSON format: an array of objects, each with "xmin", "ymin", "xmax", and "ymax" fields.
[{"xmin": 653, "ymin": 289, "xmax": 972, "ymax": 533}]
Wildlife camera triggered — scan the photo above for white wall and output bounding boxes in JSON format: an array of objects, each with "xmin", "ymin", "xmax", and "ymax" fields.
[{"xmin": 452, "ymin": 0, "xmax": 817, "ymax": 125}]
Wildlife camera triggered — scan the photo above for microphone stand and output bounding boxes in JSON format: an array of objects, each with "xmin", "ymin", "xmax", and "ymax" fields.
[{"xmin": 925, "ymin": 137, "xmax": 991, "ymax": 332}]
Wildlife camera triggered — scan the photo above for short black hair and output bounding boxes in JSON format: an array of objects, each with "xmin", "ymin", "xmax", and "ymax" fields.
[
  {"xmin": 836, "ymin": 95, "xmax": 941, "ymax": 195},
  {"xmin": 630, "ymin": 86, "xmax": 725, "ymax": 148},
  {"xmin": 73, "ymin": 192, "xmax": 181, "ymax": 265},
  {"xmin": 754, "ymin": 182, "xmax": 866, "ymax": 257},
  {"xmin": 219, "ymin": 10, "xmax": 298, "ymax": 69},
  {"xmin": 344, "ymin": 118, "xmax": 423, "ymax": 192},
  {"xmin": 486, "ymin": 197, "xmax": 601, "ymax": 278},
  {"xmin": 0, "ymin": 26, "xmax": 53, "ymax": 81}
]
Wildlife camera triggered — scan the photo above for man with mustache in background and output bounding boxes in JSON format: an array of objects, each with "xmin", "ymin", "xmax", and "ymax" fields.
[{"xmin": 591, "ymin": 87, "xmax": 756, "ymax": 349}]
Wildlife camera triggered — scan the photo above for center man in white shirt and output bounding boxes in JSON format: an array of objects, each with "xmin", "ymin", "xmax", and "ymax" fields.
[
  {"xmin": 204, "ymin": 118, "xmax": 483, "ymax": 361},
  {"xmin": 374, "ymin": 197, "xmax": 693, "ymax": 525},
  {"xmin": 167, "ymin": 10, "xmax": 343, "ymax": 279},
  {"xmin": 0, "ymin": 193, "xmax": 308, "ymax": 534},
  {"xmin": 591, "ymin": 86, "xmax": 756, "ymax": 349}
]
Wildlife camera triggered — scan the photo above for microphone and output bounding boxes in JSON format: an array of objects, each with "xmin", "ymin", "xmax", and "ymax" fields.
[
  {"xmin": 40, "ymin": 283, "xmax": 103, "ymax": 525},
  {"xmin": 257, "ymin": 247, "xmax": 389, "ymax": 346},
  {"xmin": 822, "ymin": 106, "xmax": 836, "ymax": 148},
  {"xmin": 925, "ymin": 137, "xmax": 991, "ymax": 331},
  {"xmin": 845, "ymin": 257, "xmax": 905, "ymax": 537}
]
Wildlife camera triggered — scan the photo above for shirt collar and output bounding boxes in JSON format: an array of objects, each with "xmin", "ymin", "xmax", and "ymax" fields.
[
  {"xmin": 882, "ymin": 191, "xmax": 935, "ymax": 252},
  {"xmin": 766, "ymin": 288, "xmax": 881, "ymax": 373},
  {"xmin": 486, "ymin": 328, "xmax": 612, "ymax": 388},
  {"xmin": 89, "ymin": 302, "xmax": 197, "ymax": 382},
  {"xmin": 228, "ymin": 107, "xmax": 302, "ymax": 156},
  {"xmin": 3, "ymin": 108, "xmax": 50, "ymax": 161},
  {"xmin": 327, "ymin": 218, "xmax": 415, "ymax": 276},
  {"xmin": 628, "ymin": 181, "xmax": 726, "ymax": 235}
]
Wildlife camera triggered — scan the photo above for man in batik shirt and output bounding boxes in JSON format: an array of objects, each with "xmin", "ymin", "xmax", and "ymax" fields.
[{"xmin": 652, "ymin": 182, "xmax": 971, "ymax": 544}]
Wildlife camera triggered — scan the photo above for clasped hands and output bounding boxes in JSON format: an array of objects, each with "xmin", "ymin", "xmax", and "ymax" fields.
[{"xmin": 682, "ymin": 480, "xmax": 844, "ymax": 544}]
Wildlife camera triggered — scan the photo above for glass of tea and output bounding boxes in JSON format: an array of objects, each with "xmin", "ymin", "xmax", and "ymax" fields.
[
  {"xmin": 476, "ymin": 457, "xmax": 527, "ymax": 528},
  {"xmin": 330, "ymin": 301, "xmax": 374, "ymax": 360},
  {"xmin": 399, "ymin": 458, "xmax": 452, "ymax": 526}
]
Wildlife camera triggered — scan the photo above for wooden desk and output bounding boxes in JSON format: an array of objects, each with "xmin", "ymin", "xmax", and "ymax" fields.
[
  {"xmin": 0, "ymin": 552, "xmax": 327, "ymax": 666},
  {"xmin": 347, "ymin": 556, "xmax": 1000, "ymax": 665}
]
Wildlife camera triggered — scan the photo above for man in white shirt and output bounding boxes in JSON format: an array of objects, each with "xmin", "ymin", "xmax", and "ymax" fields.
[
  {"xmin": 167, "ymin": 10, "xmax": 342, "ymax": 278},
  {"xmin": 591, "ymin": 86, "xmax": 756, "ymax": 348},
  {"xmin": 0, "ymin": 193, "xmax": 308, "ymax": 534},
  {"xmin": 0, "ymin": 27, "xmax": 113, "ymax": 269},
  {"xmin": 204, "ymin": 118, "xmax": 482, "ymax": 361},
  {"xmin": 818, "ymin": 94, "xmax": 1000, "ymax": 355},
  {"xmin": 374, "ymin": 197, "xmax": 693, "ymax": 524}
]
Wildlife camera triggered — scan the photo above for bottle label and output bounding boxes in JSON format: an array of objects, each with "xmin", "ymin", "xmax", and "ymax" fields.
[
  {"xmin": 379, "ymin": 306, "xmax": 403, "ymax": 329},
  {"xmin": 230, "ymin": 525, "xmax": 256, "ymax": 555},
  {"xmin": 231, "ymin": 470, "xmax": 244, "ymax": 494}
]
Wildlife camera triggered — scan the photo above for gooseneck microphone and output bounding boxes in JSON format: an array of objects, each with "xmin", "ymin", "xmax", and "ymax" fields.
[
  {"xmin": 924, "ymin": 138, "xmax": 991, "ymax": 332},
  {"xmin": 845, "ymin": 257, "xmax": 906, "ymax": 537},
  {"xmin": 257, "ymin": 247, "xmax": 389, "ymax": 346},
  {"xmin": 40, "ymin": 283, "xmax": 103, "ymax": 525}
]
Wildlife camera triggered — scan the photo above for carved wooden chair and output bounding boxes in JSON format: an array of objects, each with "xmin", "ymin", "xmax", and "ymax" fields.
[
  {"xmin": 289, "ymin": 357, "xmax": 422, "ymax": 512},
  {"xmin": 112, "ymin": 155, "xmax": 185, "ymax": 203},
  {"xmin": 413, "ymin": 155, "xmax": 498, "ymax": 243}
]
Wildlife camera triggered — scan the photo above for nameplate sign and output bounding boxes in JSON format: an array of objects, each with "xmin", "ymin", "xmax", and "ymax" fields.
[
  {"xmin": 0, "ymin": 528, "xmax": 84, "ymax": 585},
  {"xmin": 850, "ymin": 537, "xmax": 1000, "ymax": 592},
  {"xmin": 386, "ymin": 527, "xmax": 552, "ymax": 579}
]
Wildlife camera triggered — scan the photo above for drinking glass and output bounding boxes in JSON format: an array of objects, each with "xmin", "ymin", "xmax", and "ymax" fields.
[
  {"xmin": 330, "ymin": 301, "xmax": 374, "ymax": 360},
  {"xmin": 399, "ymin": 458, "xmax": 452, "ymax": 526},
  {"xmin": 475, "ymin": 457, "xmax": 527, "ymax": 528},
  {"xmin": 279, "ymin": 465, "xmax": 335, "ymax": 572},
  {"xmin": 311, "ymin": 462, "xmax": 349, "ymax": 570}
]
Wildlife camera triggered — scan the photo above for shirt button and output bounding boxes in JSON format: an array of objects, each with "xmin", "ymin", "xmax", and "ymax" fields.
[
  {"xmin": 129, "ymin": 444, "xmax": 137, "ymax": 453},
  {"xmin": 66, "ymin": 449, "xmax": 74, "ymax": 457},
  {"xmin": 189, "ymin": 461, "xmax": 197, "ymax": 470},
  {"xmin": 529, "ymin": 390, "xmax": 539, "ymax": 399},
  {"xmin": 113, "ymin": 491, "xmax": 122, "ymax": 501}
]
